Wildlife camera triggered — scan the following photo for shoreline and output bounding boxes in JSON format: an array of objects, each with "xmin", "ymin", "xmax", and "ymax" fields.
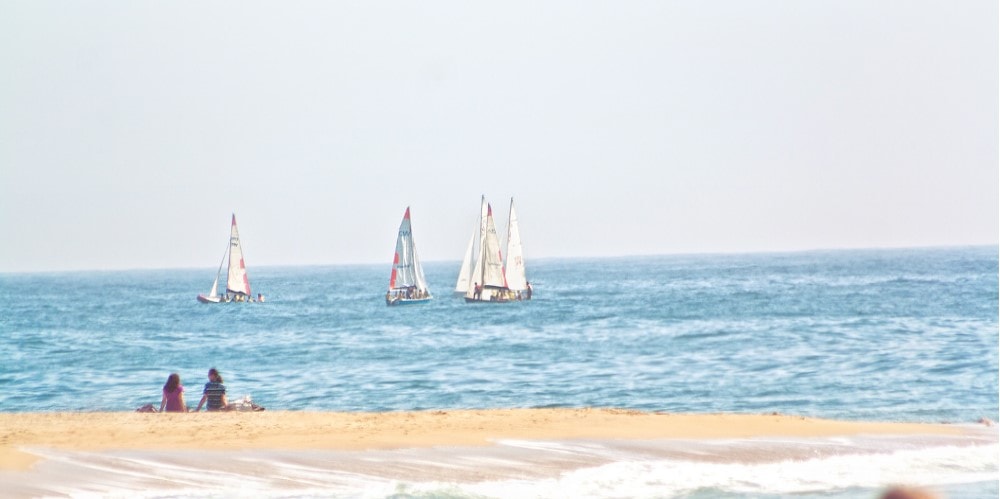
[{"xmin": 0, "ymin": 408, "xmax": 971, "ymax": 471}]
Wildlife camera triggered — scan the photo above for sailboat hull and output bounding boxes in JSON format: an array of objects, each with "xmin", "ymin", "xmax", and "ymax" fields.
[
  {"xmin": 197, "ymin": 294, "xmax": 221, "ymax": 304},
  {"xmin": 386, "ymin": 296, "xmax": 433, "ymax": 306},
  {"xmin": 464, "ymin": 284, "xmax": 532, "ymax": 303},
  {"xmin": 463, "ymin": 296, "xmax": 521, "ymax": 304}
]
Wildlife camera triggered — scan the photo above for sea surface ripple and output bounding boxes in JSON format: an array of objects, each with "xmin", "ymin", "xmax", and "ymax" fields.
[{"xmin": 0, "ymin": 246, "xmax": 996, "ymax": 424}]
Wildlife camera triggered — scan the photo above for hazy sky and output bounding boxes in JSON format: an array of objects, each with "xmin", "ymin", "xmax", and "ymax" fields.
[{"xmin": 1, "ymin": 1, "xmax": 997, "ymax": 272}]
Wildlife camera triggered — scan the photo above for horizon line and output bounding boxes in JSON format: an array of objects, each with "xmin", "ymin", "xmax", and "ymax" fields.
[{"xmin": 1, "ymin": 243, "xmax": 996, "ymax": 275}]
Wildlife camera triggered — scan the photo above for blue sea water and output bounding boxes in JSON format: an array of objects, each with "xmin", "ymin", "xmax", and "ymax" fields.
[{"xmin": 0, "ymin": 246, "xmax": 997, "ymax": 498}]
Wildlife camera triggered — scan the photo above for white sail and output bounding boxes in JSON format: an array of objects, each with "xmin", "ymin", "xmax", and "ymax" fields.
[
  {"xmin": 479, "ymin": 194, "xmax": 488, "ymax": 245},
  {"xmin": 389, "ymin": 207, "xmax": 430, "ymax": 294},
  {"xmin": 413, "ymin": 247, "xmax": 428, "ymax": 292},
  {"xmin": 466, "ymin": 203, "xmax": 507, "ymax": 300},
  {"xmin": 454, "ymin": 231, "xmax": 475, "ymax": 294},
  {"xmin": 456, "ymin": 196, "xmax": 488, "ymax": 295},
  {"xmin": 208, "ymin": 276, "xmax": 219, "ymax": 298},
  {"xmin": 504, "ymin": 198, "xmax": 528, "ymax": 291},
  {"xmin": 225, "ymin": 214, "xmax": 252, "ymax": 296},
  {"xmin": 481, "ymin": 207, "xmax": 506, "ymax": 287},
  {"xmin": 207, "ymin": 247, "xmax": 226, "ymax": 298}
]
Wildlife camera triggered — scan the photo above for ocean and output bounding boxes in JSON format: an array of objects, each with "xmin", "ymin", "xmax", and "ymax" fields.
[{"xmin": 0, "ymin": 246, "xmax": 997, "ymax": 498}]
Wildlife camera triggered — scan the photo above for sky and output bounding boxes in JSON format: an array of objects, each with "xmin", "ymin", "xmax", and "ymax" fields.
[{"xmin": 1, "ymin": 1, "xmax": 997, "ymax": 273}]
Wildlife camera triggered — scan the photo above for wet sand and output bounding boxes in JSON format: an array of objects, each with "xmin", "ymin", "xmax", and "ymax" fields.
[{"xmin": 0, "ymin": 408, "xmax": 966, "ymax": 471}]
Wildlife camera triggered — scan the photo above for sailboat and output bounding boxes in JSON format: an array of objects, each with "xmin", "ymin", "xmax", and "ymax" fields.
[
  {"xmin": 454, "ymin": 195, "xmax": 488, "ymax": 296},
  {"xmin": 464, "ymin": 201, "xmax": 511, "ymax": 303},
  {"xmin": 460, "ymin": 196, "xmax": 532, "ymax": 303},
  {"xmin": 386, "ymin": 207, "xmax": 432, "ymax": 306},
  {"xmin": 503, "ymin": 198, "xmax": 532, "ymax": 300},
  {"xmin": 197, "ymin": 214, "xmax": 254, "ymax": 304}
]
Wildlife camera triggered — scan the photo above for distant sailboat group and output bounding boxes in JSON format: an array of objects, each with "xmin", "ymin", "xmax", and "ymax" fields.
[
  {"xmin": 455, "ymin": 196, "xmax": 532, "ymax": 303},
  {"xmin": 197, "ymin": 198, "xmax": 531, "ymax": 305},
  {"xmin": 386, "ymin": 196, "xmax": 532, "ymax": 306}
]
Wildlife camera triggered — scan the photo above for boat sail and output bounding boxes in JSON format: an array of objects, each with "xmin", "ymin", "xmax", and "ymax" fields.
[
  {"xmin": 503, "ymin": 198, "xmax": 532, "ymax": 300},
  {"xmin": 199, "ymin": 247, "xmax": 228, "ymax": 303},
  {"xmin": 454, "ymin": 231, "xmax": 475, "ymax": 296},
  {"xmin": 464, "ymin": 202, "xmax": 509, "ymax": 302},
  {"xmin": 386, "ymin": 207, "xmax": 432, "ymax": 306},
  {"xmin": 197, "ymin": 214, "xmax": 254, "ymax": 304},
  {"xmin": 454, "ymin": 195, "xmax": 488, "ymax": 295}
]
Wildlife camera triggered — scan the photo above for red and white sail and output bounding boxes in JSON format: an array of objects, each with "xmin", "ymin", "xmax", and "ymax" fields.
[
  {"xmin": 388, "ymin": 207, "xmax": 430, "ymax": 293},
  {"xmin": 225, "ymin": 214, "xmax": 251, "ymax": 296}
]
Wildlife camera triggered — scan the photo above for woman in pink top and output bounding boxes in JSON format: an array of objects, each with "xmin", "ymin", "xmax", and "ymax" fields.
[{"xmin": 159, "ymin": 373, "xmax": 188, "ymax": 412}]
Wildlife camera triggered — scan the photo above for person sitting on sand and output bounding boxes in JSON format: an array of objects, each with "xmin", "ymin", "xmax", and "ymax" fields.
[
  {"xmin": 195, "ymin": 367, "xmax": 228, "ymax": 412},
  {"xmin": 159, "ymin": 373, "xmax": 188, "ymax": 412}
]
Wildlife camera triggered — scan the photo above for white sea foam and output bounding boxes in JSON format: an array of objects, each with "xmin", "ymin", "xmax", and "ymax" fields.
[
  {"xmin": 6, "ymin": 432, "xmax": 996, "ymax": 499},
  {"xmin": 462, "ymin": 443, "xmax": 998, "ymax": 498}
]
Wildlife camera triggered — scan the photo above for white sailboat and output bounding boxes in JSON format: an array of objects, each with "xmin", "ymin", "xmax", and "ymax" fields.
[
  {"xmin": 454, "ymin": 195, "xmax": 489, "ymax": 295},
  {"xmin": 503, "ymin": 198, "xmax": 532, "ymax": 300},
  {"xmin": 464, "ymin": 202, "xmax": 510, "ymax": 303},
  {"xmin": 386, "ymin": 207, "xmax": 432, "ymax": 306},
  {"xmin": 197, "ymin": 214, "xmax": 254, "ymax": 304}
]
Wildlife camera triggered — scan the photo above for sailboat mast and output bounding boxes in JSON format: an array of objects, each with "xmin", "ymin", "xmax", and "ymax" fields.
[{"xmin": 478, "ymin": 202, "xmax": 489, "ymax": 289}]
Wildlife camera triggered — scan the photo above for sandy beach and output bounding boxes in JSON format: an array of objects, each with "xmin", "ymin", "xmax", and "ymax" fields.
[{"xmin": 0, "ymin": 408, "xmax": 966, "ymax": 471}]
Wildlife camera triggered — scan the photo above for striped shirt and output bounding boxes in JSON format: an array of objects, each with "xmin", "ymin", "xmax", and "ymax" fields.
[{"xmin": 203, "ymin": 381, "xmax": 226, "ymax": 410}]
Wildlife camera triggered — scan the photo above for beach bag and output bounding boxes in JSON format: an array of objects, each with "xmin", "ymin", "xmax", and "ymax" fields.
[
  {"xmin": 135, "ymin": 403, "xmax": 157, "ymax": 413},
  {"xmin": 226, "ymin": 395, "xmax": 266, "ymax": 412}
]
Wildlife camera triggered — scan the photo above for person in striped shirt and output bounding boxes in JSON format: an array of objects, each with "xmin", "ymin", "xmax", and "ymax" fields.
[{"xmin": 195, "ymin": 367, "xmax": 229, "ymax": 411}]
